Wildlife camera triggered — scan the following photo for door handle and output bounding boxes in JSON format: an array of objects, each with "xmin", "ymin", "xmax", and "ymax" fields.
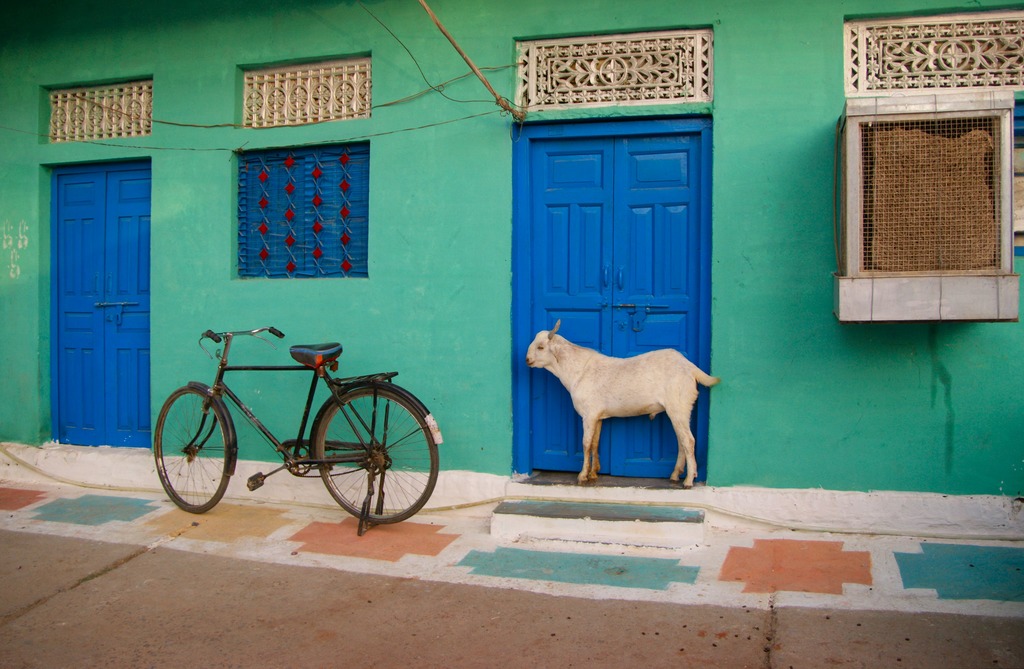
[
  {"xmin": 616, "ymin": 267, "xmax": 624, "ymax": 290},
  {"xmin": 602, "ymin": 264, "xmax": 610, "ymax": 288}
]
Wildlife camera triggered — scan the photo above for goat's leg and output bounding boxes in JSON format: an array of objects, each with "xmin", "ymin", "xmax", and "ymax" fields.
[
  {"xmin": 587, "ymin": 419, "xmax": 602, "ymax": 481},
  {"xmin": 578, "ymin": 418, "xmax": 597, "ymax": 484},
  {"xmin": 668, "ymin": 410, "xmax": 697, "ymax": 488}
]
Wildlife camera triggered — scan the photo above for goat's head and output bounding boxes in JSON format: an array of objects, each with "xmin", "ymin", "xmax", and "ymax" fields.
[{"xmin": 525, "ymin": 319, "xmax": 562, "ymax": 369}]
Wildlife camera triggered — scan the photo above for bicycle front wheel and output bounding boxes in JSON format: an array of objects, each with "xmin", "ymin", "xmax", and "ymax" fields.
[
  {"xmin": 154, "ymin": 385, "xmax": 233, "ymax": 513},
  {"xmin": 313, "ymin": 383, "xmax": 439, "ymax": 524}
]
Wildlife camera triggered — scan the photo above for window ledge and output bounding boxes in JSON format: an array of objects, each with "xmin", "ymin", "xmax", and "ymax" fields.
[{"xmin": 833, "ymin": 273, "xmax": 1020, "ymax": 322}]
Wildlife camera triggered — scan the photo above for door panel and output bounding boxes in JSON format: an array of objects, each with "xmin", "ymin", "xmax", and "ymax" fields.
[
  {"xmin": 529, "ymin": 138, "xmax": 613, "ymax": 471},
  {"xmin": 53, "ymin": 163, "xmax": 151, "ymax": 447},
  {"xmin": 516, "ymin": 119, "xmax": 711, "ymax": 480},
  {"xmin": 55, "ymin": 173, "xmax": 106, "ymax": 444}
]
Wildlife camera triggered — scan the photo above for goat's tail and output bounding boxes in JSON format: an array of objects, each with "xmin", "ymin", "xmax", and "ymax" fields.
[{"xmin": 693, "ymin": 368, "xmax": 720, "ymax": 388}]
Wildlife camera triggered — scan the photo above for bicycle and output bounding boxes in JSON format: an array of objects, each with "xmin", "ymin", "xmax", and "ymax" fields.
[{"xmin": 153, "ymin": 326, "xmax": 442, "ymax": 535}]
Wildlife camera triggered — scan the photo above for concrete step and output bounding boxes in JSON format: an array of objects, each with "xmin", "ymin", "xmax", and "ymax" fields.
[{"xmin": 491, "ymin": 500, "xmax": 705, "ymax": 549}]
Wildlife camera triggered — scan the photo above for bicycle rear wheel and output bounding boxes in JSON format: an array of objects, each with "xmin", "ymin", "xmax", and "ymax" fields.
[
  {"xmin": 154, "ymin": 385, "xmax": 233, "ymax": 513},
  {"xmin": 313, "ymin": 383, "xmax": 439, "ymax": 524}
]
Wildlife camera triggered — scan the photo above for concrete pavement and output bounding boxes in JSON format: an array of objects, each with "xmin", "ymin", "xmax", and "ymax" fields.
[{"xmin": 0, "ymin": 475, "xmax": 1023, "ymax": 667}]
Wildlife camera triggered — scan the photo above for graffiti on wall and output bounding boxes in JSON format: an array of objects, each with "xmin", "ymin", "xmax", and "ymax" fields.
[{"xmin": 2, "ymin": 219, "xmax": 29, "ymax": 279}]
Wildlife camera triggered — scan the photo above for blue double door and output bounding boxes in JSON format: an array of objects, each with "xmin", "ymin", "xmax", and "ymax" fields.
[
  {"xmin": 52, "ymin": 162, "xmax": 152, "ymax": 447},
  {"xmin": 514, "ymin": 119, "xmax": 712, "ymax": 479}
]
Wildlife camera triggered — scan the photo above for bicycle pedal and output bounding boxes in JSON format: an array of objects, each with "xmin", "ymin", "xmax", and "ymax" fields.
[{"xmin": 247, "ymin": 473, "xmax": 266, "ymax": 491}]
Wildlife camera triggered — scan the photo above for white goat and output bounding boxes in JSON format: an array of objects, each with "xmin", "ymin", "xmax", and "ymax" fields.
[{"xmin": 525, "ymin": 320, "xmax": 719, "ymax": 487}]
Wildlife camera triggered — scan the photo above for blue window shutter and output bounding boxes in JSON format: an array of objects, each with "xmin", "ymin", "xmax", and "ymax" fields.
[{"xmin": 238, "ymin": 144, "xmax": 369, "ymax": 278}]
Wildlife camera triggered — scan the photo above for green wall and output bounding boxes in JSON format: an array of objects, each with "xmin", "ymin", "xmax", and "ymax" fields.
[{"xmin": 1, "ymin": 0, "xmax": 1021, "ymax": 496}]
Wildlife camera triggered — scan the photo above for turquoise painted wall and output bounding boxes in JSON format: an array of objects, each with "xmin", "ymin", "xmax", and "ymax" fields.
[{"xmin": 1, "ymin": 0, "xmax": 1022, "ymax": 496}]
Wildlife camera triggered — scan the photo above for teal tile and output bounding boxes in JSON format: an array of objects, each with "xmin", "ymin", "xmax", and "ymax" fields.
[
  {"xmin": 895, "ymin": 543, "xmax": 1024, "ymax": 602},
  {"xmin": 458, "ymin": 547, "xmax": 699, "ymax": 590},
  {"xmin": 31, "ymin": 494, "xmax": 159, "ymax": 526}
]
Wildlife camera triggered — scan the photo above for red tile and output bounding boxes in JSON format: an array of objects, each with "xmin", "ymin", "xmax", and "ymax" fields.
[
  {"xmin": 720, "ymin": 539, "xmax": 872, "ymax": 594},
  {"xmin": 0, "ymin": 487, "xmax": 48, "ymax": 510},
  {"xmin": 289, "ymin": 518, "xmax": 459, "ymax": 562}
]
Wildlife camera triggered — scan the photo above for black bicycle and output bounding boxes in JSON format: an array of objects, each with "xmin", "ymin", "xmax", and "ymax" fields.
[{"xmin": 153, "ymin": 326, "xmax": 442, "ymax": 535}]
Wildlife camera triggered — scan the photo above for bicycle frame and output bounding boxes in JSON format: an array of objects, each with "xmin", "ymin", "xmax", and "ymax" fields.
[{"xmin": 205, "ymin": 330, "xmax": 396, "ymax": 473}]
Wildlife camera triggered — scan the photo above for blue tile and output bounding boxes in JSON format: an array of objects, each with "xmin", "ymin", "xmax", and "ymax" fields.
[
  {"xmin": 31, "ymin": 494, "xmax": 159, "ymax": 526},
  {"xmin": 458, "ymin": 547, "xmax": 699, "ymax": 590},
  {"xmin": 895, "ymin": 543, "xmax": 1024, "ymax": 602}
]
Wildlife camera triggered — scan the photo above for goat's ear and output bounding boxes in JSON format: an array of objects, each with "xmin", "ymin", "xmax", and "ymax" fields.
[{"xmin": 548, "ymin": 319, "xmax": 561, "ymax": 339}]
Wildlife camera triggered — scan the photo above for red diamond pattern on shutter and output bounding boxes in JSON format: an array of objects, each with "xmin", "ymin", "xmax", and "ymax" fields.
[
  {"xmin": 313, "ymin": 220, "xmax": 323, "ymax": 234},
  {"xmin": 342, "ymin": 259, "xmax": 352, "ymax": 272},
  {"xmin": 313, "ymin": 247, "xmax": 323, "ymax": 259},
  {"xmin": 259, "ymin": 248, "xmax": 269, "ymax": 261},
  {"xmin": 286, "ymin": 260, "xmax": 296, "ymax": 272},
  {"xmin": 259, "ymin": 222, "xmax": 269, "ymax": 235},
  {"xmin": 312, "ymin": 166, "xmax": 322, "ymax": 179},
  {"xmin": 341, "ymin": 232, "xmax": 351, "ymax": 246},
  {"xmin": 285, "ymin": 234, "xmax": 295, "ymax": 247}
]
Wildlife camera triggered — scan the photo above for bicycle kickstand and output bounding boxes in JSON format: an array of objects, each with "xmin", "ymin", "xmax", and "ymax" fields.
[{"xmin": 357, "ymin": 469, "xmax": 377, "ymax": 536}]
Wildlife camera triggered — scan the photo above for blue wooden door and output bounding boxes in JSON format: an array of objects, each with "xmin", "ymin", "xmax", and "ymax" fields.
[
  {"xmin": 53, "ymin": 162, "xmax": 151, "ymax": 447},
  {"xmin": 514, "ymin": 119, "xmax": 712, "ymax": 479}
]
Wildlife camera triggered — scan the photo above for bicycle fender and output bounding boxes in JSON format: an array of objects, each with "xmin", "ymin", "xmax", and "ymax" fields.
[
  {"xmin": 312, "ymin": 380, "xmax": 443, "ymax": 447},
  {"xmin": 185, "ymin": 382, "xmax": 240, "ymax": 476}
]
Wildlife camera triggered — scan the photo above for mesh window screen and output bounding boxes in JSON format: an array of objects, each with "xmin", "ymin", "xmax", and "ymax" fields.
[{"xmin": 860, "ymin": 117, "xmax": 1001, "ymax": 272}]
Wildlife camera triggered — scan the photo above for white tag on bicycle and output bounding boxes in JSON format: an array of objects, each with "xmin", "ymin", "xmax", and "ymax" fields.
[{"xmin": 425, "ymin": 414, "xmax": 443, "ymax": 445}]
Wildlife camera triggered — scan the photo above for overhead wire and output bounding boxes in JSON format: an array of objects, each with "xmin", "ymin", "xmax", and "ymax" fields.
[{"xmin": 0, "ymin": 2, "xmax": 519, "ymax": 151}]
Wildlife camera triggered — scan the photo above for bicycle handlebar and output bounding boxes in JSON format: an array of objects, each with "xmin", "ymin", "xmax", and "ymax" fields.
[{"xmin": 200, "ymin": 326, "xmax": 286, "ymax": 344}]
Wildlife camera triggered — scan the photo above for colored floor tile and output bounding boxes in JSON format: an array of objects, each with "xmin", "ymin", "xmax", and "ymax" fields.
[
  {"xmin": 719, "ymin": 538, "xmax": 872, "ymax": 594},
  {"xmin": 145, "ymin": 504, "xmax": 294, "ymax": 542},
  {"xmin": 895, "ymin": 543, "xmax": 1024, "ymax": 602},
  {"xmin": 30, "ymin": 494, "xmax": 160, "ymax": 526},
  {"xmin": 0, "ymin": 486, "xmax": 49, "ymax": 510},
  {"xmin": 289, "ymin": 518, "xmax": 459, "ymax": 562},
  {"xmin": 458, "ymin": 547, "xmax": 700, "ymax": 590}
]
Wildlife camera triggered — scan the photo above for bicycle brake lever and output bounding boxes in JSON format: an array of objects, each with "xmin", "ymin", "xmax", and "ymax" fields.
[
  {"xmin": 251, "ymin": 333, "xmax": 278, "ymax": 350},
  {"xmin": 198, "ymin": 338, "xmax": 215, "ymax": 360}
]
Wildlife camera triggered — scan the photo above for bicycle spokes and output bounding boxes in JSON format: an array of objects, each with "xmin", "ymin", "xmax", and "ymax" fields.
[{"xmin": 315, "ymin": 383, "xmax": 438, "ymax": 527}]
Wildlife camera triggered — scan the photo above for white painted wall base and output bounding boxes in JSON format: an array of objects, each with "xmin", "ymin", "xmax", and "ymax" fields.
[{"xmin": 2, "ymin": 442, "xmax": 1021, "ymax": 540}]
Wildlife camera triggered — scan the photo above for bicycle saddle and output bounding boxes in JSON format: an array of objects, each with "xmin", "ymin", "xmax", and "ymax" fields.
[{"xmin": 289, "ymin": 342, "xmax": 343, "ymax": 368}]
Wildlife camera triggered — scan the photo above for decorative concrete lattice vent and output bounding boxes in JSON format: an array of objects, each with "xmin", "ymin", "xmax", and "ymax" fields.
[
  {"xmin": 835, "ymin": 93, "xmax": 1018, "ymax": 322},
  {"xmin": 516, "ymin": 29, "xmax": 713, "ymax": 111},
  {"xmin": 49, "ymin": 81, "xmax": 153, "ymax": 143},
  {"xmin": 243, "ymin": 58, "xmax": 371, "ymax": 128},
  {"xmin": 844, "ymin": 11, "xmax": 1024, "ymax": 97}
]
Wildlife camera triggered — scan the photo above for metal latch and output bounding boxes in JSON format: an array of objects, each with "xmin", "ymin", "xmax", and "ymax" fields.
[{"xmin": 94, "ymin": 301, "xmax": 139, "ymax": 326}]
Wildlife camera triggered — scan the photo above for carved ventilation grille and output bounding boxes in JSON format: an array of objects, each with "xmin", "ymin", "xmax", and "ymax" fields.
[
  {"xmin": 243, "ymin": 58, "xmax": 371, "ymax": 128},
  {"xmin": 516, "ymin": 30, "xmax": 713, "ymax": 110},
  {"xmin": 845, "ymin": 11, "xmax": 1024, "ymax": 96},
  {"xmin": 49, "ymin": 81, "xmax": 153, "ymax": 143}
]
